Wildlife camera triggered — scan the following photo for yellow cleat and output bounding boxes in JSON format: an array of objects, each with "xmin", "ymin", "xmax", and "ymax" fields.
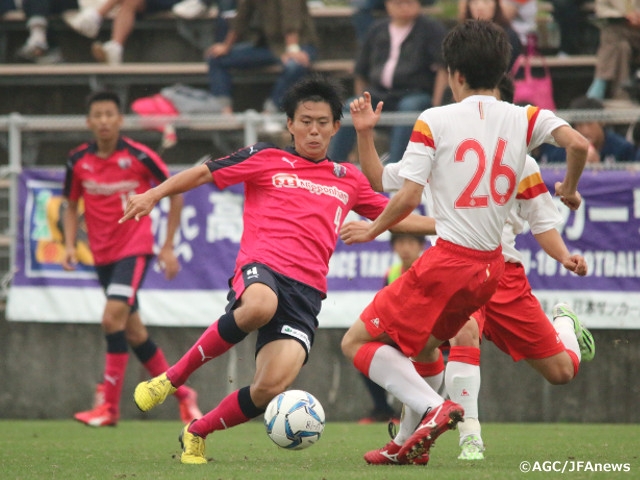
[
  {"xmin": 133, "ymin": 372, "xmax": 177, "ymax": 412},
  {"xmin": 179, "ymin": 421, "xmax": 207, "ymax": 464}
]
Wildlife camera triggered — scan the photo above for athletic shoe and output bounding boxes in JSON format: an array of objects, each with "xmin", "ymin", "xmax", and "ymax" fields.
[
  {"xmin": 63, "ymin": 8, "xmax": 102, "ymax": 38},
  {"xmin": 172, "ymin": 0, "xmax": 208, "ymax": 19},
  {"xmin": 458, "ymin": 434, "xmax": 485, "ymax": 460},
  {"xmin": 134, "ymin": 372, "xmax": 177, "ymax": 412},
  {"xmin": 92, "ymin": 383, "xmax": 105, "ymax": 409},
  {"xmin": 397, "ymin": 400, "xmax": 464, "ymax": 464},
  {"xmin": 74, "ymin": 403, "xmax": 118, "ymax": 427},
  {"xmin": 17, "ymin": 40, "xmax": 61, "ymax": 64},
  {"xmin": 179, "ymin": 421, "xmax": 207, "ymax": 464},
  {"xmin": 92, "ymin": 40, "xmax": 122, "ymax": 65},
  {"xmin": 363, "ymin": 440, "xmax": 429, "ymax": 465},
  {"xmin": 178, "ymin": 386, "xmax": 202, "ymax": 424},
  {"xmin": 553, "ymin": 303, "xmax": 595, "ymax": 361}
]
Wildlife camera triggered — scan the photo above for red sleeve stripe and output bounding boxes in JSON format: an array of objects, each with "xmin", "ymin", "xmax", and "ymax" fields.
[
  {"xmin": 526, "ymin": 106, "xmax": 541, "ymax": 145},
  {"xmin": 409, "ymin": 119, "xmax": 435, "ymax": 148},
  {"xmin": 516, "ymin": 172, "xmax": 549, "ymax": 200}
]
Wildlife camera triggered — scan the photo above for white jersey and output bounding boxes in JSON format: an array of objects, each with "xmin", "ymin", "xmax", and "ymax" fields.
[
  {"xmin": 396, "ymin": 95, "xmax": 567, "ymax": 251},
  {"xmin": 383, "ymin": 154, "xmax": 563, "ymax": 264}
]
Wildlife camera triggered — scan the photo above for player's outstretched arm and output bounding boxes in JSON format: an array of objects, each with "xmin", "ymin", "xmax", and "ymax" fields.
[
  {"xmin": 533, "ymin": 228, "xmax": 587, "ymax": 276},
  {"xmin": 340, "ymin": 214, "xmax": 435, "ymax": 244},
  {"xmin": 345, "ymin": 179, "xmax": 424, "ymax": 244},
  {"xmin": 120, "ymin": 164, "xmax": 211, "ymax": 223},
  {"xmin": 551, "ymin": 125, "xmax": 588, "ymax": 210},
  {"xmin": 352, "ymin": 92, "xmax": 385, "ymax": 191}
]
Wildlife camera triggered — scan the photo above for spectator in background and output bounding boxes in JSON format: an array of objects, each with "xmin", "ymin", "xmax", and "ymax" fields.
[
  {"xmin": 586, "ymin": 0, "xmax": 640, "ymax": 102},
  {"xmin": 17, "ymin": 0, "xmax": 78, "ymax": 63},
  {"xmin": 549, "ymin": 0, "xmax": 598, "ymax": 56},
  {"xmin": 358, "ymin": 232, "xmax": 426, "ymax": 425},
  {"xmin": 171, "ymin": 0, "xmax": 235, "ymax": 20},
  {"xmin": 64, "ymin": 0, "xmax": 182, "ymax": 64},
  {"xmin": 461, "ymin": 0, "xmax": 522, "ymax": 70},
  {"xmin": 328, "ymin": 0, "xmax": 448, "ymax": 164},
  {"xmin": 538, "ymin": 96, "xmax": 637, "ymax": 163},
  {"xmin": 205, "ymin": 0, "xmax": 318, "ymax": 126},
  {"xmin": 459, "ymin": 0, "xmax": 534, "ymax": 48}
]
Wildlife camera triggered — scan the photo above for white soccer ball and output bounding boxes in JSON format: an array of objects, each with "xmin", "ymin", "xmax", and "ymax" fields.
[{"xmin": 264, "ymin": 389, "xmax": 325, "ymax": 450}]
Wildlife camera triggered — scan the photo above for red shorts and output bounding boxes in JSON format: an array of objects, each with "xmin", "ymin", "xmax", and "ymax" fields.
[
  {"xmin": 360, "ymin": 239, "xmax": 504, "ymax": 358},
  {"xmin": 482, "ymin": 262, "xmax": 565, "ymax": 361}
]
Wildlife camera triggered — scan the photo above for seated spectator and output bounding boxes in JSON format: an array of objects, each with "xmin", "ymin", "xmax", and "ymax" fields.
[
  {"xmin": 461, "ymin": 0, "xmax": 521, "ymax": 70},
  {"xmin": 64, "ymin": 0, "xmax": 182, "ymax": 64},
  {"xmin": 538, "ymin": 96, "xmax": 637, "ymax": 163},
  {"xmin": 500, "ymin": 0, "xmax": 537, "ymax": 45},
  {"xmin": 549, "ymin": 0, "xmax": 599, "ymax": 56},
  {"xmin": 328, "ymin": 0, "xmax": 447, "ymax": 164},
  {"xmin": 459, "ymin": 0, "xmax": 533, "ymax": 47},
  {"xmin": 17, "ymin": 0, "xmax": 78, "ymax": 63},
  {"xmin": 171, "ymin": 0, "xmax": 235, "ymax": 22},
  {"xmin": 586, "ymin": 0, "xmax": 640, "ymax": 101},
  {"xmin": 205, "ymin": 0, "xmax": 318, "ymax": 122}
]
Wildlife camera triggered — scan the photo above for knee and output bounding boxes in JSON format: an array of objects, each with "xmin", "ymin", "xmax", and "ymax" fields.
[
  {"xmin": 543, "ymin": 364, "xmax": 575, "ymax": 385},
  {"xmin": 341, "ymin": 331, "xmax": 359, "ymax": 362},
  {"xmin": 251, "ymin": 382, "xmax": 288, "ymax": 408}
]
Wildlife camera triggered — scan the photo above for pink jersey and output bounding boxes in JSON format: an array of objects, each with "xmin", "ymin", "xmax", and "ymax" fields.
[
  {"xmin": 398, "ymin": 96, "xmax": 567, "ymax": 251},
  {"xmin": 63, "ymin": 136, "xmax": 170, "ymax": 265},
  {"xmin": 206, "ymin": 143, "xmax": 389, "ymax": 294}
]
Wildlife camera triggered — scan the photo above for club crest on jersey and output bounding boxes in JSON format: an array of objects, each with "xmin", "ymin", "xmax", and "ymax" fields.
[
  {"xmin": 332, "ymin": 163, "xmax": 347, "ymax": 178},
  {"xmin": 117, "ymin": 157, "xmax": 132, "ymax": 169}
]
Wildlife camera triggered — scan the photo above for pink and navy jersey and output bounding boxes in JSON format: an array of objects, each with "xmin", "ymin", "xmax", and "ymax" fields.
[
  {"xmin": 63, "ymin": 136, "xmax": 170, "ymax": 265},
  {"xmin": 205, "ymin": 143, "xmax": 389, "ymax": 294}
]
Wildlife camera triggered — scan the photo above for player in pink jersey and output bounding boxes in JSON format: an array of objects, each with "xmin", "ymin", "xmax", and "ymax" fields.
[
  {"xmin": 120, "ymin": 75, "xmax": 433, "ymax": 465},
  {"xmin": 343, "ymin": 78, "xmax": 595, "ymax": 464},
  {"xmin": 63, "ymin": 91, "xmax": 201, "ymax": 427},
  {"xmin": 339, "ymin": 19, "xmax": 589, "ymax": 465}
]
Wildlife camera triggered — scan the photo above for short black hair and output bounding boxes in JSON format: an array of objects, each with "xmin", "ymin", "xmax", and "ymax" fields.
[
  {"xmin": 281, "ymin": 73, "xmax": 345, "ymax": 122},
  {"xmin": 497, "ymin": 74, "xmax": 515, "ymax": 103},
  {"xmin": 390, "ymin": 232, "xmax": 426, "ymax": 246},
  {"xmin": 85, "ymin": 90, "xmax": 122, "ymax": 113},
  {"xmin": 442, "ymin": 19, "xmax": 511, "ymax": 91},
  {"xmin": 569, "ymin": 96, "xmax": 604, "ymax": 110}
]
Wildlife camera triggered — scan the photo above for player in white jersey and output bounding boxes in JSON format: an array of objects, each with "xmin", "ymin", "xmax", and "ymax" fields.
[
  {"xmin": 339, "ymin": 19, "xmax": 589, "ymax": 465},
  {"xmin": 344, "ymin": 79, "xmax": 595, "ymax": 463}
]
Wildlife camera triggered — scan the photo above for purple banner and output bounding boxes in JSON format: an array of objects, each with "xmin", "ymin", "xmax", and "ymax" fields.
[{"xmin": 8, "ymin": 166, "xmax": 640, "ymax": 328}]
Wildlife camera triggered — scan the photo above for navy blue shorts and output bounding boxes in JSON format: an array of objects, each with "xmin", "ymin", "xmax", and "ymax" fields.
[
  {"xmin": 226, "ymin": 263, "xmax": 322, "ymax": 363},
  {"xmin": 95, "ymin": 255, "xmax": 152, "ymax": 313}
]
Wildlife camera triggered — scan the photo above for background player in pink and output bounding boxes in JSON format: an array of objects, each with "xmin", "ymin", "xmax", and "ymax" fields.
[
  {"xmin": 344, "ymin": 79, "xmax": 595, "ymax": 463},
  {"xmin": 63, "ymin": 91, "xmax": 201, "ymax": 427},
  {"xmin": 340, "ymin": 19, "xmax": 589, "ymax": 465},
  {"xmin": 120, "ymin": 75, "xmax": 433, "ymax": 465}
]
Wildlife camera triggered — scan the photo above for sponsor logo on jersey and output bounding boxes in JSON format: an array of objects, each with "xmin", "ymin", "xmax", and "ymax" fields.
[
  {"xmin": 118, "ymin": 157, "xmax": 132, "ymax": 169},
  {"xmin": 245, "ymin": 266, "xmax": 259, "ymax": 280},
  {"xmin": 370, "ymin": 317, "xmax": 380, "ymax": 328},
  {"xmin": 281, "ymin": 156, "xmax": 298, "ymax": 168},
  {"xmin": 332, "ymin": 163, "xmax": 347, "ymax": 178},
  {"xmin": 272, "ymin": 173, "xmax": 349, "ymax": 205},
  {"xmin": 82, "ymin": 180, "xmax": 140, "ymax": 196},
  {"xmin": 281, "ymin": 325, "xmax": 311, "ymax": 351},
  {"xmin": 81, "ymin": 163, "xmax": 93, "ymax": 172}
]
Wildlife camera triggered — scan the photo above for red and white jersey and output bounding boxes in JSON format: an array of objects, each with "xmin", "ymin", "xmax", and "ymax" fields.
[
  {"xmin": 206, "ymin": 143, "xmax": 388, "ymax": 294},
  {"xmin": 502, "ymin": 155, "xmax": 562, "ymax": 263},
  {"xmin": 64, "ymin": 136, "xmax": 170, "ymax": 265},
  {"xmin": 397, "ymin": 95, "xmax": 567, "ymax": 251},
  {"xmin": 384, "ymin": 155, "xmax": 562, "ymax": 264}
]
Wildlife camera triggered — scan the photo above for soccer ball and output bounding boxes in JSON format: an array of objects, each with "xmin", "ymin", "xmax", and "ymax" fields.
[{"xmin": 264, "ymin": 389, "xmax": 325, "ymax": 450}]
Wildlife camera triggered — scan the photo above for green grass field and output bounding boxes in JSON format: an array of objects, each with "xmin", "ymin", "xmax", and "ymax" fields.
[{"xmin": 1, "ymin": 420, "xmax": 637, "ymax": 480}]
